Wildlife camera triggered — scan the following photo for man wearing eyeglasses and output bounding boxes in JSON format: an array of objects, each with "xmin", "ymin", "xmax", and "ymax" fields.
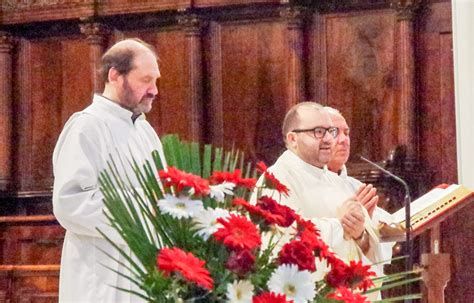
[{"xmin": 263, "ymin": 102, "xmax": 384, "ymax": 282}]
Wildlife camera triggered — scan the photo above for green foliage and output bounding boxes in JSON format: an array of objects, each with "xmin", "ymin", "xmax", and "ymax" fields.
[{"xmin": 98, "ymin": 134, "xmax": 422, "ymax": 302}]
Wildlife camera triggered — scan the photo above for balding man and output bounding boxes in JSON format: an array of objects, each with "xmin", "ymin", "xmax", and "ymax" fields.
[
  {"xmin": 52, "ymin": 38, "xmax": 165, "ymax": 302},
  {"xmin": 262, "ymin": 102, "xmax": 384, "ymax": 279},
  {"xmin": 325, "ymin": 107, "xmax": 395, "ymax": 272}
]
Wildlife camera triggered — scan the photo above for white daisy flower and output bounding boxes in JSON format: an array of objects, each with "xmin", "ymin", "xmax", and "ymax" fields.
[
  {"xmin": 209, "ymin": 182, "xmax": 236, "ymax": 202},
  {"xmin": 226, "ymin": 279, "xmax": 254, "ymax": 303},
  {"xmin": 158, "ymin": 194, "xmax": 203, "ymax": 219},
  {"xmin": 193, "ymin": 208, "xmax": 230, "ymax": 240},
  {"xmin": 268, "ymin": 264, "xmax": 316, "ymax": 303}
]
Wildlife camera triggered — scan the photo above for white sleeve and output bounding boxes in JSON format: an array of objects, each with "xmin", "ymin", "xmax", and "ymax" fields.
[{"xmin": 52, "ymin": 116, "xmax": 126, "ymax": 245}]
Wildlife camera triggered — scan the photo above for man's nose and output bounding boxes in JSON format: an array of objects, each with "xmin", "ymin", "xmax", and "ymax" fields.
[{"xmin": 149, "ymin": 81, "xmax": 158, "ymax": 96}]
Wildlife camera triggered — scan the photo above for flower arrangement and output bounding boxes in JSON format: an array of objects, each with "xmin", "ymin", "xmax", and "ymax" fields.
[{"xmin": 99, "ymin": 135, "xmax": 421, "ymax": 302}]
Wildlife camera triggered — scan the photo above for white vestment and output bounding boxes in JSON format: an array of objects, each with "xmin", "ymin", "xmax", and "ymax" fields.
[
  {"xmin": 265, "ymin": 151, "xmax": 393, "ymax": 274},
  {"xmin": 53, "ymin": 94, "xmax": 165, "ymax": 302}
]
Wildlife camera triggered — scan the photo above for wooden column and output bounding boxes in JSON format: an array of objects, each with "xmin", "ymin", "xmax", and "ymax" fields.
[
  {"xmin": 393, "ymin": 0, "xmax": 420, "ymax": 157},
  {"xmin": 178, "ymin": 14, "xmax": 206, "ymax": 143},
  {"xmin": 280, "ymin": 6, "xmax": 307, "ymax": 108},
  {"xmin": 0, "ymin": 31, "xmax": 14, "ymax": 192},
  {"xmin": 79, "ymin": 21, "xmax": 110, "ymax": 93}
]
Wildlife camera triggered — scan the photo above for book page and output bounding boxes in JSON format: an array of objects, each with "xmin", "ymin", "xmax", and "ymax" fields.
[{"xmin": 391, "ymin": 184, "xmax": 461, "ymax": 223}]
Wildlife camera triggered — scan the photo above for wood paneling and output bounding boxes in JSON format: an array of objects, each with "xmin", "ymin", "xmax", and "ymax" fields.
[
  {"xmin": 193, "ymin": 0, "xmax": 280, "ymax": 8},
  {"xmin": 417, "ymin": 2, "xmax": 473, "ymax": 302},
  {"xmin": 0, "ymin": 223, "xmax": 63, "ymax": 265},
  {"xmin": 312, "ymin": 9, "xmax": 398, "ymax": 161},
  {"xmin": 1, "ymin": 0, "xmax": 94, "ymax": 25},
  {"xmin": 207, "ymin": 18, "xmax": 290, "ymax": 164},
  {"xmin": 97, "ymin": 0, "xmax": 190, "ymax": 16},
  {"xmin": 0, "ymin": 265, "xmax": 59, "ymax": 303},
  {"xmin": 13, "ymin": 37, "xmax": 92, "ymax": 192},
  {"xmin": 0, "ymin": 32, "xmax": 14, "ymax": 191},
  {"xmin": 111, "ymin": 28, "xmax": 199, "ymax": 141},
  {"xmin": 0, "ymin": 0, "xmax": 466, "ymax": 301}
]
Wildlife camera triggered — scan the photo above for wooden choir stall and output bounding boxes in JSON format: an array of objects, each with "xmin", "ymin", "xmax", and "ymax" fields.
[{"xmin": 1, "ymin": 0, "xmax": 472, "ymax": 302}]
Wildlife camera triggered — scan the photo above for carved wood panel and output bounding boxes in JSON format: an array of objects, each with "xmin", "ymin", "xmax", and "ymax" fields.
[
  {"xmin": 97, "ymin": 0, "xmax": 190, "ymax": 16},
  {"xmin": 193, "ymin": 0, "xmax": 280, "ymax": 8},
  {"xmin": 2, "ymin": 0, "xmax": 94, "ymax": 24},
  {"xmin": 311, "ymin": 10, "xmax": 398, "ymax": 161},
  {"xmin": 0, "ymin": 224, "xmax": 64, "ymax": 265},
  {"xmin": 111, "ymin": 28, "xmax": 199, "ymax": 142},
  {"xmin": 416, "ymin": 2, "xmax": 473, "ymax": 302},
  {"xmin": 13, "ymin": 37, "xmax": 92, "ymax": 192},
  {"xmin": 0, "ymin": 266, "xmax": 59, "ymax": 303},
  {"xmin": 206, "ymin": 19, "xmax": 290, "ymax": 164}
]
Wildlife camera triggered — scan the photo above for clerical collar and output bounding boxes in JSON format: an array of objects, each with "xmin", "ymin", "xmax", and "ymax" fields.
[{"xmin": 93, "ymin": 94, "xmax": 145, "ymax": 123}]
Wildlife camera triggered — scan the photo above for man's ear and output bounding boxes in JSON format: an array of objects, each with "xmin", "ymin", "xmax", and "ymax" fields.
[
  {"xmin": 286, "ymin": 132, "xmax": 297, "ymax": 149},
  {"xmin": 108, "ymin": 67, "xmax": 121, "ymax": 83}
]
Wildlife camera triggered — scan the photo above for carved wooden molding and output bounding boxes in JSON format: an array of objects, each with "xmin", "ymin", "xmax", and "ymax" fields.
[
  {"xmin": 279, "ymin": 6, "xmax": 308, "ymax": 107},
  {"xmin": 391, "ymin": 0, "xmax": 421, "ymax": 20},
  {"xmin": 0, "ymin": 31, "xmax": 14, "ymax": 192},
  {"xmin": 177, "ymin": 13, "xmax": 208, "ymax": 37},
  {"xmin": 279, "ymin": 6, "xmax": 309, "ymax": 29},
  {"xmin": 0, "ymin": 31, "xmax": 14, "ymax": 53},
  {"xmin": 2, "ymin": 0, "xmax": 94, "ymax": 25},
  {"xmin": 97, "ymin": 0, "xmax": 189, "ymax": 16},
  {"xmin": 79, "ymin": 21, "xmax": 110, "ymax": 45},
  {"xmin": 178, "ymin": 14, "xmax": 206, "ymax": 142}
]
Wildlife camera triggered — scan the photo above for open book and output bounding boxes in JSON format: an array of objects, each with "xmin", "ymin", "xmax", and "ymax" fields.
[{"xmin": 378, "ymin": 184, "xmax": 474, "ymax": 241}]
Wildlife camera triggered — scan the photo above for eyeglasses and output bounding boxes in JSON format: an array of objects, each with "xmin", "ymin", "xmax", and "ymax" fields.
[{"xmin": 291, "ymin": 126, "xmax": 339, "ymax": 139}]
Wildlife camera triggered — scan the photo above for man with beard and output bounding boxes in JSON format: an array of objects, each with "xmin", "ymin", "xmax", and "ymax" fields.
[
  {"xmin": 263, "ymin": 102, "xmax": 384, "ymax": 279},
  {"xmin": 52, "ymin": 38, "xmax": 165, "ymax": 302}
]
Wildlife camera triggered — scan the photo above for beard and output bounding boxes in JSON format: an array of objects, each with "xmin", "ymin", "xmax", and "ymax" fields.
[{"xmin": 120, "ymin": 77, "xmax": 155, "ymax": 114}]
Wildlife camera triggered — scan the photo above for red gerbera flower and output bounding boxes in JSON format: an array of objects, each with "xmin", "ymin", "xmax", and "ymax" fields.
[
  {"xmin": 213, "ymin": 214, "xmax": 262, "ymax": 251},
  {"xmin": 256, "ymin": 161, "xmax": 290, "ymax": 196},
  {"xmin": 325, "ymin": 259, "xmax": 376, "ymax": 292},
  {"xmin": 232, "ymin": 197, "xmax": 281, "ymax": 224},
  {"xmin": 257, "ymin": 196, "xmax": 299, "ymax": 227},
  {"xmin": 278, "ymin": 240, "xmax": 316, "ymax": 272},
  {"xmin": 253, "ymin": 292, "xmax": 294, "ymax": 303},
  {"xmin": 346, "ymin": 260, "xmax": 376, "ymax": 291},
  {"xmin": 156, "ymin": 247, "xmax": 213, "ymax": 290},
  {"xmin": 158, "ymin": 166, "xmax": 210, "ymax": 196},
  {"xmin": 210, "ymin": 170, "xmax": 257, "ymax": 190},
  {"xmin": 232, "ymin": 197, "xmax": 298, "ymax": 228},
  {"xmin": 327, "ymin": 286, "xmax": 369, "ymax": 303}
]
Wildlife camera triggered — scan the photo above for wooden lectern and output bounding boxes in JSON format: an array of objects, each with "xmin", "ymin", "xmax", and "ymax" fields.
[{"xmin": 380, "ymin": 191, "xmax": 474, "ymax": 303}]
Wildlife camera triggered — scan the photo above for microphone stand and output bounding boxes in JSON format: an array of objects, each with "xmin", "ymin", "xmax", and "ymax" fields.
[{"xmin": 358, "ymin": 156, "xmax": 413, "ymax": 300}]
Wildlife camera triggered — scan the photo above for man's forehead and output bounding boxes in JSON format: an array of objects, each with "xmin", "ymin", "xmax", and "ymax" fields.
[
  {"xmin": 298, "ymin": 108, "xmax": 331, "ymax": 125},
  {"xmin": 329, "ymin": 114, "xmax": 348, "ymax": 128}
]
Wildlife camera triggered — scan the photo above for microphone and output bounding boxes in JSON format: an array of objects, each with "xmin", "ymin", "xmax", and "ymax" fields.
[{"xmin": 357, "ymin": 155, "xmax": 413, "ymax": 273}]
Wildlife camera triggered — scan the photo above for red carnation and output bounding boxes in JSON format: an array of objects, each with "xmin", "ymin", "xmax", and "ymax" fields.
[
  {"xmin": 253, "ymin": 292, "xmax": 294, "ymax": 303},
  {"xmin": 327, "ymin": 286, "xmax": 369, "ymax": 303},
  {"xmin": 256, "ymin": 161, "xmax": 290, "ymax": 196},
  {"xmin": 210, "ymin": 170, "xmax": 257, "ymax": 190},
  {"xmin": 158, "ymin": 167, "xmax": 210, "ymax": 196},
  {"xmin": 226, "ymin": 249, "xmax": 255, "ymax": 277},
  {"xmin": 213, "ymin": 214, "xmax": 262, "ymax": 251},
  {"xmin": 156, "ymin": 247, "xmax": 213, "ymax": 290},
  {"xmin": 278, "ymin": 240, "xmax": 316, "ymax": 272}
]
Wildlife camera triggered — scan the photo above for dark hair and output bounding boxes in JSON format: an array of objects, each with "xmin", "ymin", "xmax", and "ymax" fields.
[{"xmin": 100, "ymin": 38, "xmax": 158, "ymax": 83}]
